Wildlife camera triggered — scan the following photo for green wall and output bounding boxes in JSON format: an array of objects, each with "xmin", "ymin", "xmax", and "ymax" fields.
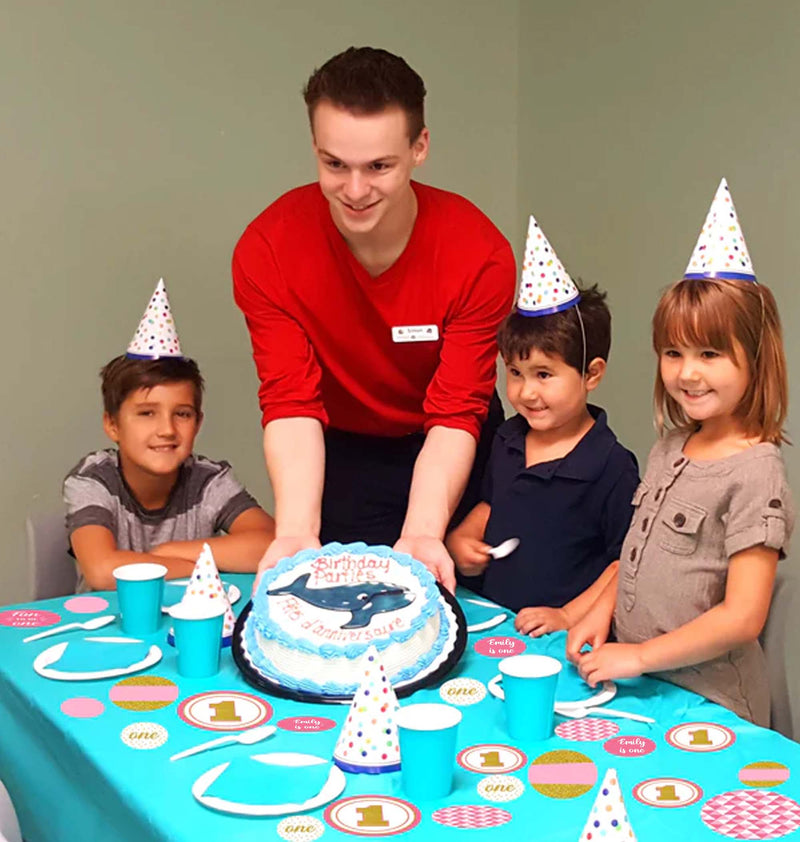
[
  {"xmin": 516, "ymin": 0, "xmax": 800, "ymax": 738},
  {"xmin": 516, "ymin": 0, "xmax": 799, "ymax": 472},
  {"xmin": 0, "ymin": 0, "xmax": 518, "ymax": 604},
  {"xmin": 2, "ymin": 0, "xmax": 798, "ymax": 733}
]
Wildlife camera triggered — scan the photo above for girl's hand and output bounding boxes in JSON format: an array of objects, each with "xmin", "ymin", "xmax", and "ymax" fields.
[
  {"xmin": 566, "ymin": 608, "xmax": 612, "ymax": 664},
  {"xmin": 515, "ymin": 606, "xmax": 568, "ymax": 637},
  {"xmin": 445, "ymin": 533, "xmax": 491, "ymax": 577},
  {"xmin": 576, "ymin": 642, "xmax": 645, "ymax": 687}
]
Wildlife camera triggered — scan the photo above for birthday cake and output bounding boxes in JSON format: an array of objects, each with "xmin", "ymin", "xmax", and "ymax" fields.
[{"xmin": 237, "ymin": 542, "xmax": 464, "ymax": 699}]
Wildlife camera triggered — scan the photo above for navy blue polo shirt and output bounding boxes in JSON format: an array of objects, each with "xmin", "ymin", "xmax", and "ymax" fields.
[{"xmin": 481, "ymin": 405, "xmax": 639, "ymax": 613}]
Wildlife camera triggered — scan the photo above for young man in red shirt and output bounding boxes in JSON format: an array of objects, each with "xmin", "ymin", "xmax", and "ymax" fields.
[{"xmin": 233, "ymin": 47, "xmax": 515, "ymax": 591}]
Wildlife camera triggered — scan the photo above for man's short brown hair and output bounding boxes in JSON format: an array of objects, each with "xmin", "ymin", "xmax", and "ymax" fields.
[
  {"xmin": 303, "ymin": 46, "xmax": 426, "ymax": 142},
  {"xmin": 100, "ymin": 356, "xmax": 204, "ymax": 417},
  {"xmin": 497, "ymin": 283, "xmax": 612, "ymax": 374}
]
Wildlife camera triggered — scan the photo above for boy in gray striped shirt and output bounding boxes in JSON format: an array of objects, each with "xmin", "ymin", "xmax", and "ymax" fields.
[{"xmin": 64, "ymin": 355, "xmax": 275, "ymax": 591}]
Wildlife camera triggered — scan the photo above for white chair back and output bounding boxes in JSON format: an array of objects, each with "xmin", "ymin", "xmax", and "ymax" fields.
[
  {"xmin": 26, "ymin": 510, "xmax": 77, "ymax": 600},
  {"xmin": 0, "ymin": 779, "xmax": 22, "ymax": 842}
]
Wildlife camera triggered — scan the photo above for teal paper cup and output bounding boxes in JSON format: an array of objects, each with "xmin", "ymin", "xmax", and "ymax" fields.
[
  {"xmin": 395, "ymin": 703, "xmax": 462, "ymax": 800},
  {"xmin": 498, "ymin": 654, "xmax": 562, "ymax": 742},
  {"xmin": 168, "ymin": 601, "xmax": 226, "ymax": 678},
  {"xmin": 112, "ymin": 563, "xmax": 167, "ymax": 635}
]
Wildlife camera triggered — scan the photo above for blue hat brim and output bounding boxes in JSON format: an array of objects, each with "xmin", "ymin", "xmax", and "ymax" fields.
[
  {"xmin": 126, "ymin": 352, "xmax": 186, "ymax": 361},
  {"xmin": 682, "ymin": 271, "xmax": 756, "ymax": 283},
  {"xmin": 516, "ymin": 293, "xmax": 581, "ymax": 318},
  {"xmin": 334, "ymin": 758, "xmax": 401, "ymax": 774}
]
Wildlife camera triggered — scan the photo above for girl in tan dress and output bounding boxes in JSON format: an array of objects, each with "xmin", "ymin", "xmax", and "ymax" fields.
[{"xmin": 566, "ymin": 252, "xmax": 793, "ymax": 725}]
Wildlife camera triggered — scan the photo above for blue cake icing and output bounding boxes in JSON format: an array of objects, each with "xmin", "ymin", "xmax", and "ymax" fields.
[{"xmin": 244, "ymin": 542, "xmax": 454, "ymax": 696}]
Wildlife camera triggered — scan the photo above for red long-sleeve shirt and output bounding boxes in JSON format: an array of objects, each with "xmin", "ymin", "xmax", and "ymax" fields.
[{"xmin": 232, "ymin": 181, "xmax": 515, "ymax": 441}]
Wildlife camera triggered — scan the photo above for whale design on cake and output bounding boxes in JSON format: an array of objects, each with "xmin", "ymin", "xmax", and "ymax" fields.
[
  {"xmin": 267, "ymin": 574, "xmax": 416, "ymax": 629},
  {"xmin": 233, "ymin": 542, "xmax": 466, "ymax": 700}
]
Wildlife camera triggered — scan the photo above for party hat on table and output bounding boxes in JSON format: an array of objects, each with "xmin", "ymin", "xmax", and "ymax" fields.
[
  {"xmin": 167, "ymin": 543, "xmax": 235, "ymax": 647},
  {"xmin": 683, "ymin": 178, "xmax": 756, "ymax": 282},
  {"xmin": 578, "ymin": 768, "xmax": 637, "ymax": 841},
  {"xmin": 333, "ymin": 646, "xmax": 401, "ymax": 774},
  {"xmin": 126, "ymin": 278, "xmax": 184, "ymax": 359},
  {"xmin": 516, "ymin": 214, "xmax": 581, "ymax": 316}
]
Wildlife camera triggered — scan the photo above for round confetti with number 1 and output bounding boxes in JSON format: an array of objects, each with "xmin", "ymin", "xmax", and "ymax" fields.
[
  {"xmin": 665, "ymin": 722, "xmax": 735, "ymax": 752},
  {"xmin": 177, "ymin": 691, "xmax": 272, "ymax": 731},
  {"xmin": 325, "ymin": 796, "xmax": 420, "ymax": 836}
]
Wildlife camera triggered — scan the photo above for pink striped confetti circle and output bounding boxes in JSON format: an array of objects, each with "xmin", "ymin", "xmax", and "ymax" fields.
[{"xmin": 110, "ymin": 676, "xmax": 178, "ymax": 710}]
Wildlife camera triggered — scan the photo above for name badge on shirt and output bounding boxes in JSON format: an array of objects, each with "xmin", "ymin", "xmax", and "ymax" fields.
[{"xmin": 391, "ymin": 324, "xmax": 440, "ymax": 343}]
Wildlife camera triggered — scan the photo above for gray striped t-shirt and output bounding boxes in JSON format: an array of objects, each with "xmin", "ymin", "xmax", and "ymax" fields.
[{"xmin": 63, "ymin": 449, "xmax": 260, "ymax": 592}]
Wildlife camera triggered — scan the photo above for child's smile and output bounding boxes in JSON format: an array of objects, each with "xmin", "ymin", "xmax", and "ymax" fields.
[
  {"xmin": 102, "ymin": 381, "xmax": 202, "ymax": 492},
  {"xmin": 660, "ymin": 342, "xmax": 749, "ymax": 431},
  {"xmin": 505, "ymin": 349, "xmax": 592, "ymax": 437}
]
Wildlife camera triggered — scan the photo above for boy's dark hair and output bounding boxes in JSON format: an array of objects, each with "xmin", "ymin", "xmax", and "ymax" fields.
[
  {"xmin": 497, "ymin": 283, "xmax": 611, "ymax": 373},
  {"xmin": 100, "ymin": 356, "xmax": 205, "ymax": 417},
  {"xmin": 303, "ymin": 46, "xmax": 426, "ymax": 142}
]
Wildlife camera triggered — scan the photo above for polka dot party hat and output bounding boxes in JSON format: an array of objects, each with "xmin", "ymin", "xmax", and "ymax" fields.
[
  {"xmin": 126, "ymin": 278, "xmax": 184, "ymax": 359},
  {"xmin": 168, "ymin": 543, "xmax": 235, "ymax": 647},
  {"xmin": 683, "ymin": 178, "xmax": 756, "ymax": 282},
  {"xmin": 333, "ymin": 645, "xmax": 401, "ymax": 774},
  {"xmin": 517, "ymin": 214, "xmax": 581, "ymax": 316},
  {"xmin": 579, "ymin": 768, "xmax": 637, "ymax": 841}
]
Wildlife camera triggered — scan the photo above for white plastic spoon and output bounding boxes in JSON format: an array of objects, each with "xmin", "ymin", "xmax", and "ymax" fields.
[
  {"xmin": 487, "ymin": 538, "xmax": 520, "ymax": 559},
  {"xmin": 170, "ymin": 725, "xmax": 277, "ymax": 761},
  {"xmin": 23, "ymin": 615, "xmax": 116, "ymax": 643},
  {"xmin": 556, "ymin": 705, "xmax": 655, "ymax": 724}
]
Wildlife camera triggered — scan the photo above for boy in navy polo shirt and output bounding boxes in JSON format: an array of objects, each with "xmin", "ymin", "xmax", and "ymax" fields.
[{"xmin": 446, "ymin": 216, "xmax": 638, "ymax": 634}]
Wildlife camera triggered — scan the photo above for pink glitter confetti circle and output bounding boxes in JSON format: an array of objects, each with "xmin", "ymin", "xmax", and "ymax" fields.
[
  {"xmin": 64, "ymin": 596, "xmax": 110, "ymax": 613},
  {"xmin": 60, "ymin": 697, "xmax": 105, "ymax": 718}
]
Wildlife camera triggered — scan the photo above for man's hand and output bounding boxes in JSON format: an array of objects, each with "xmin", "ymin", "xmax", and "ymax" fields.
[
  {"xmin": 395, "ymin": 535, "xmax": 456, "ymax": 594},
  {"xmin": 253, "ymin": 535, "xmax": 321, "ymax": 593},
  {"xmin": 515, "ymin": 606, "xmax": 569, "ymax": 637},
  {"xmin": 445, "ymin": 532, "xmax": 491, "ymax": 577},
  {"xmin": 576, "ymin": 642, "xmax": 645, "ymax": 687}
]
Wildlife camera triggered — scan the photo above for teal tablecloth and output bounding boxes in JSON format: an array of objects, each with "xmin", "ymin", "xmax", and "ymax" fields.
[{"xmin": 1, "ymin": 580, "xmax": 799, "ymax": 841}]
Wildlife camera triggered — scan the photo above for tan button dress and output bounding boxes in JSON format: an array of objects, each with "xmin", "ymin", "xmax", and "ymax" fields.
[{"xmin": 614, "ymin": 431, "xmax": 794, "ymax": 726}]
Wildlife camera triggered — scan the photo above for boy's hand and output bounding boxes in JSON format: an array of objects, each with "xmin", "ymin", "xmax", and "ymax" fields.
[
  {"xmin": 576, "ymin": 642, "xmax": 644, "ymax": 687},
  {"xmin": 566, "ymin": 608, "xmax": 612, "ymax": 665},
  {"xmin": 515, "ymin": 606, "xmax": 569, "ymax": 637},
  {"xmin": 445, "ymin": 533, "xmax": 491, "ymax": 577}
]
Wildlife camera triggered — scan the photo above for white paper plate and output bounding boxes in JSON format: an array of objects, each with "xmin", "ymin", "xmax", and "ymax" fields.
[
  {"xmin": 555, "ymin": 680, "xmax": 617, "ymax": 711},
  {"xmin": 467, "ymin": 613, "xmax": 507, "ymax": 633},
  {"xmin": 162, "ymin": 581, "xmax": 241, "ymax": 613},
  {"xmin": 32, "ymin": 636, "xmax": 162, "ymax": 681},
  {"xmin": 463, "ymin": 598, "xmax": 508, "ymax": 633},
  {"xmin": 192, "ymin": 752, "xmax": 346, "ymax": 816}
]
